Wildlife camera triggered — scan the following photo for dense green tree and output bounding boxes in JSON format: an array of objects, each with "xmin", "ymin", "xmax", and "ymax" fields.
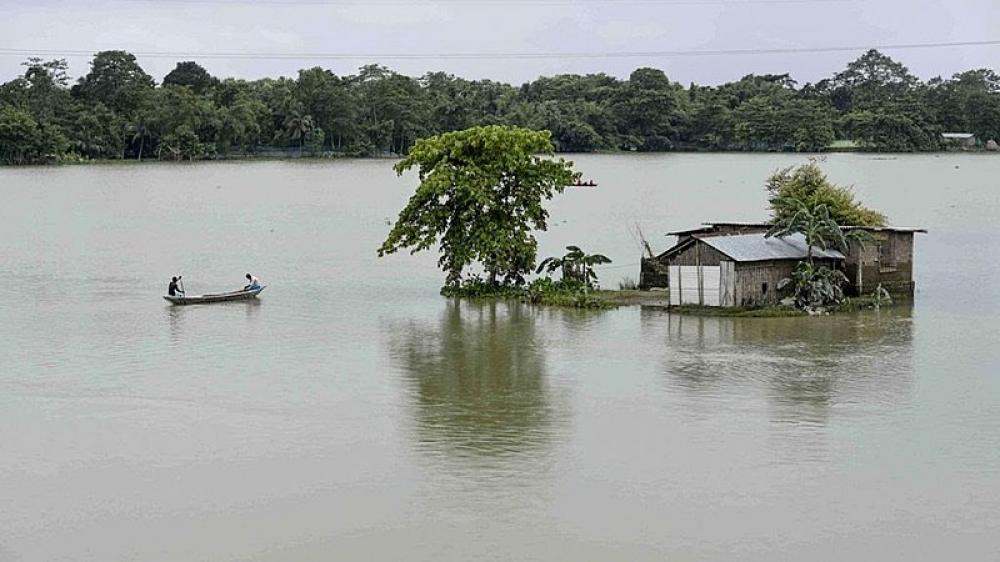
[
  {"xmin": 354, "ymin": 65, "xmax": 429, "ymax": 155},
  {"xmin": 159, "ymin": 124, "xmax": 204, "ymax": 161},
  {"xmin": 215, "ymin": 85, "xmax": 268, "ymax": 154},
  {"xmin": 830, "ymin": 49, "xmax": 918, "ymax": 112},
  {"xmin": 17, "ymin": 58, "xmax": 73, "ymax": 122},
  {"xmin": 66, "ymin": 102, "xmax": 123, "ymax": 159},
  {"xmin": 74, "ymin": 50, "xmax": 155, "ymax": 116},
  {"xmin": 163, "ymin": 61, "xmax": 218, "ymax": 94},
  {"xmin": 0, "ymin": 105, "xmax": 67, "ymax": 164},
  {"xmin": 379, "ymin": 126, "xmax": 577, "ymax": 287},
  {"xmin": 767, "ymin": 162, "xmax": 887, "ymax": 226},
  {"xmin": 149, "ymin": 85, "xmax": 221, "ymax": 158},
  {"xmin": 3, "ymin": 49, "xmax": 1000, "ymax": 165},
  {"xmin": 928, "ymin": 69, "xmax": 1000, "ymax": 141},
  {"xmin": 612, "ymin": 68, "xmax": 685, "ymax": 150},
  {"xmin": 295, "ymin": 67, "xmax": 355, "ymax": 150}
]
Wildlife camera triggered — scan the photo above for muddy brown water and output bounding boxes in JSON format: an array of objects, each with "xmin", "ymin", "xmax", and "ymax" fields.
[{"xmin": 1, "ymin": 154, "xmax": 998, "ymax": 561}]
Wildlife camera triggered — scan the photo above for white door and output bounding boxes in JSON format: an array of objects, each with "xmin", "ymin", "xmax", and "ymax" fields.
[
  {"xmin": 669, "ymin": 265, "xmax": 720, "ymax": 306},
  {"xmin": 702, "ymin": 266, "xmax": 721, "ymax": 306}
]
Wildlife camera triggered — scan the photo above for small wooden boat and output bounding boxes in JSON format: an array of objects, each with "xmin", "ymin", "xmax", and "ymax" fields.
[{"xmin": 163, "ymin": 285, "xmax": 266, "ymax": 305}]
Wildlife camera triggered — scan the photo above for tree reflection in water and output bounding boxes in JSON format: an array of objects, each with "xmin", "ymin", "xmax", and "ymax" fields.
[{"xmin": 388, "ymin": 299, "xmax": 560, "ymax": 466}]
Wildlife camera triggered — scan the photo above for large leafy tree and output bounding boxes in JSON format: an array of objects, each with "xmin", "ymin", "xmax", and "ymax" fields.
[
  {"xmin": 74, "ymin": 50, "xmax": 155, "ymax": 116},
  {"xmin": 612, "ymin": 68, "xmax": 685, "ymax": 151},
  {"xmin": 214, "ymin": 83, "xmax": 269, "ymax": 154},
  {"xmin": 295, "ymin": 67, "xmax": 355, "ymax": 151},
  {"xmin": 163, "ymin": 61, "xmax": 218, "ymax": 94},
  {"xmin": 831, "ymin": 49, "xmax": 918, "ymax": 112},
  {"xmin": 150, "ymin": 85, "xmax": 221, "ymax": 158},
  {"xmin": 379, "ymin": 126, "xmax": 577, "ymax": 287}
]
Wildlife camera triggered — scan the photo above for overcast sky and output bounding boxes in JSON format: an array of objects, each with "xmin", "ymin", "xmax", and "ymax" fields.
[{"xmin": 1, "ymin": 0, "xmax": 997, "ymax": 86}]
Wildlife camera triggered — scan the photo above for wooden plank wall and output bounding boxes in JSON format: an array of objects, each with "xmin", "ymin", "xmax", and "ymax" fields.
[
  {"xmin": 733, "ymin": 261, "xmax": 797, "ymax": 307},
  {"xmin": 720, "ymin": 260, "xmax": 736, "ymax": 307}
]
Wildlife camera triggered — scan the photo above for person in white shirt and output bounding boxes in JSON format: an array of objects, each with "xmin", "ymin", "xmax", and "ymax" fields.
[{"xmin": 244, "ymin": 273, "xmax": 261, "ymax": 291}]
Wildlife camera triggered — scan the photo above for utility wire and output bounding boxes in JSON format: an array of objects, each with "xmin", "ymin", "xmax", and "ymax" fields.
[
  {"xmin": 1, "ymin": 40, "xmax": 998, "ymax": 61},
  {"xmin": 97, "ymin": 0, "xmax": 852, "ymax": 5}
]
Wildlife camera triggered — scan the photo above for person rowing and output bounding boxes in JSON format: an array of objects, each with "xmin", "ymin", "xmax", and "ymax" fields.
[
  {"xmin": 168, "ymin": 276, "xmax": 185, "ymax": 297},
  {"xmin": 244, "ymin": 273, "xmax": 261, "ymax": 291}
]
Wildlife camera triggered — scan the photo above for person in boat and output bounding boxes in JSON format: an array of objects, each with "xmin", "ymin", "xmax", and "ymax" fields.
[
  {"xmin": 244, "ymin": 273, "xmax": 261, "ymax": 291},
  {"xmin": 168, "ymin": 276, "xmax": 184, "ymax": 297}
]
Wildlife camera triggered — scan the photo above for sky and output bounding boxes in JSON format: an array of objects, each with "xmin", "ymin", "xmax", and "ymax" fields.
[{"xmin": 0, "ymin": 0, "xmax": 997, "ymax": 86}]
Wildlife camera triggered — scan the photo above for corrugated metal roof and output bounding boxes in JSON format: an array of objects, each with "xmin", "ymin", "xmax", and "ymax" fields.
[
  {"xmin": 699, "ymin": 221, "xmax": 926, "ymax": 233},
  {"xmin": 942, "ymin": 132, "xmax": 975, "ymax": 139},
  {"xmin": 842, "ymin": 226, "xmax": 928, "ymax": 233},
  {"xmin": 700, "ymin": 232, "xmax": 845, "ymax": 262},
  {"xmin": 666, "ymin": 226, "xmax": 714, "ymax": 236},
  {"xmin": 665, "ymin": 221, "xmax": 928, "ymax": 238}
]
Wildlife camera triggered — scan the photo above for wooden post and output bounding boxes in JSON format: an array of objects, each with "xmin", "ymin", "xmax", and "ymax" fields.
[
  {"xmin": 696, "ymin": 243, "xmax": 704, "ymax": 306},
  {"xmin": 676, "ymin": 263, "xmax": 681, "ymax": 305}
]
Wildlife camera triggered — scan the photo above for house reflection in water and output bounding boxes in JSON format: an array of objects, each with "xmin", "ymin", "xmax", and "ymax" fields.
[{"xmin": 643, "ymin": 307, "xmax": 915, "ymax": 427}]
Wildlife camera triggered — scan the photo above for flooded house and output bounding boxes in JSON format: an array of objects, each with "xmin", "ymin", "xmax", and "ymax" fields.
[{"xmin": 640, "ymin": 222, "xmax": 926, "ymax": 306}]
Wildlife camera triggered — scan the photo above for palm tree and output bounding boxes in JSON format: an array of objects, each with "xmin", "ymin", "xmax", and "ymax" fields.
[
  {"xmin": 283, "ymin": 111, "xmax": 314, "ymax": 156},
  {"xmin": 129, "ymin": 121, "xmax": 151, "ymax": 162},
  {"xmin": 767, "ymin": 195, "xmax": 870, "ymax": 309},
  {"xmin": 766, "ymin": 200, "xmax": 860, "ymax": 264},
  {"xmin": 536, "ymin": 245, "xmax": 612, "ymax": 289}
]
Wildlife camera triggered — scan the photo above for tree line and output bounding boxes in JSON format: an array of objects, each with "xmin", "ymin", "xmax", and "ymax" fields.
[{"xmin": 2, "ymin": 49, "xmax": 999, "ymax": 165}]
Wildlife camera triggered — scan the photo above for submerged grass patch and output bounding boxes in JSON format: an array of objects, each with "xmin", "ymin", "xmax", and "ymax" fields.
[{"xmin": 667, "ymin": 304, "xmax": 806, "ymax": 317}]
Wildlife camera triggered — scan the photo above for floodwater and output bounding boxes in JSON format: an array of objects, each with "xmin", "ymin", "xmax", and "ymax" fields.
[{"xmin": 1, "ymin": 153, "xmax": 998, "ymax": 561}]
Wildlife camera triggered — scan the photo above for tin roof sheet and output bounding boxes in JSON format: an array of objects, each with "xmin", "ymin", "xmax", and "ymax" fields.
[{"xmin": 700, "ymin": 232, "xmax": 845, "ymax": 262}]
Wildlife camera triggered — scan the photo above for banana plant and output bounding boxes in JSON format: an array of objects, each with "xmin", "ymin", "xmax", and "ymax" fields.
[{"xmin": 536, "ymin": 245, "xmax": 612, "ymax": 289}]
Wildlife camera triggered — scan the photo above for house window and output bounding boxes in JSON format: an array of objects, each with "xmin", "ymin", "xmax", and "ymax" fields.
[
  {"xmin": 878, "ymin": 237, "xmax": 897, "ymax": 272},
  {"xmin": 762, "ymin": 282, "xmax": 768, "ymax": 295}
]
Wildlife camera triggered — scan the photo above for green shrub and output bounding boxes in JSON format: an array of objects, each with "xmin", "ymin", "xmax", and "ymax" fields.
[
  {"xmin": 778, "ymin": 262, "xmax": 850, "ymax": 309},
  {"xmin": 441, "ymin": 275, "xmax": 613, "ymax": 309}
]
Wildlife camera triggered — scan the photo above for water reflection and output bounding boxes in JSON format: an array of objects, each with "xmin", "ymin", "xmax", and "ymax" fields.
[
  {"xmin": 646, "ymin": 307, "xmax": 915, "ymax": 426},
  {"xmin": 388, "ymin": 300, "xmax": 560, "ymax": 464},
  {"xmin": 165, "ymin": 299, "xmax": 262, "ymax": 348}
]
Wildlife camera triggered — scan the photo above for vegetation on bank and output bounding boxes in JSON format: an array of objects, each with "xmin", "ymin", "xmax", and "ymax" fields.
[
  {"xmin": 443, "ymin": 276, "xmax": 614, "ymax": 310},
  {"xmin": 3, "ymin": 49, "xmax": 1000, "ymax": 164}
]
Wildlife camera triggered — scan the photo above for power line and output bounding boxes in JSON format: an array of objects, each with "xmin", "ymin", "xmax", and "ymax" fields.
[
  {"xmin": 1, "ymin": 40, "xmax": 998, "ymax": 61},
  {"xmin": 99, "ymin": 0, "xmax": 851, "ymax": 5}
]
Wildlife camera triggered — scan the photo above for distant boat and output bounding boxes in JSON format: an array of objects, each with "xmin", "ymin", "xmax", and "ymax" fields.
[
  {"xmin": 571, "ymin": 179, "xmax": 598, "ymax": 187},
  {"xmin": 163, "ymin": 285, "xmax": 265, "ymax": 305}
]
